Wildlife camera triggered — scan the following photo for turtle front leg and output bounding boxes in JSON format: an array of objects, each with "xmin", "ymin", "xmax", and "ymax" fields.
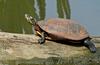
[
  {"xmin": 38, "ymin": 32, "xmax": 45, "ymax": 44},
  {"xmin": 83, "ymin": 39, "xmax": 96, "ymax": 53}
]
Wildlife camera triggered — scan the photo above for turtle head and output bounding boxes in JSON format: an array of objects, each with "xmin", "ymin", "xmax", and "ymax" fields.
[
  {"xmin": 25, "ymin": 14, "xmax": 44, "ymax": 35},
  {"xmin": 25, "ymin": 14, "xmax": 37, "ymax": 25}
]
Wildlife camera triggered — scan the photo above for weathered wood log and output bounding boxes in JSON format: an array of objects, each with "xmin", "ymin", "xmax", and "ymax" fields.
[{"xmin": 0, "ymin": 32, "xmax": 100, "ymax": 65}]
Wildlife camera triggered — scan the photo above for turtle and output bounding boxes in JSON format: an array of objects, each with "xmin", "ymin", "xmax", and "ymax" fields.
[{"xmin": 25, "ymin": 14, "xmax": 96, "ymax": 53}]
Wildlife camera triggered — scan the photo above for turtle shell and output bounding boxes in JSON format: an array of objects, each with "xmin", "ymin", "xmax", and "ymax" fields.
[{"xmin": 37, "ymin": 18, "xmax": 89, "ymax": 40}]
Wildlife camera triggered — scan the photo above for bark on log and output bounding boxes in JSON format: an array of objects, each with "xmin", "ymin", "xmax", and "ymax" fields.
[{"xmin": 0, "ymin": 32, "xmax": 100, "ymax": 65}]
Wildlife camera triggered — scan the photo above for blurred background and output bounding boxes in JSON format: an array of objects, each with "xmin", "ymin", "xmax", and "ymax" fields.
[{"xmin": 0, "ymin": 0, "xmax": 100, "ymax": 35}]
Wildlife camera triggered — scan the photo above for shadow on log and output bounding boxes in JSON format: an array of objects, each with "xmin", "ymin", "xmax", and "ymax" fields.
[{"xmin": 0, "ymin": 32, "xmax": 100, "ymax": 65}]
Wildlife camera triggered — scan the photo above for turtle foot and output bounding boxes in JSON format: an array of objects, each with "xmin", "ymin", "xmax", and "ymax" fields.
[
  {"xmin": 88, "ymin": 44, "xmax": 96, "ymax": 53},
  {"xmin": 38, "ymin": 39, "xmax": 45, "ymax": 44},
  {"xmin": 84, "ymin": 39, "xmax": 96, "ymax": 53}
]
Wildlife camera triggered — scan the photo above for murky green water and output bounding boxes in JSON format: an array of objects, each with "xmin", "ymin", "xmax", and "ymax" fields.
[
  {"xmin": 0, "ymin": 0, "xmax": 70, "ymax": 34},
  {"xmin": 0, "ymin": 0, "xmax": 100, "ymax": 35}
]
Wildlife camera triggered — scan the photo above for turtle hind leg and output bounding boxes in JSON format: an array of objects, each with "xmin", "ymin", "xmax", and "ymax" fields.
[
  {"xmin": 38, "ymin": 32, "xmax": 45, "ymax": 44},
  {"xmin": 83, "ymin": 39, "xmax": 96, "ymax": 53}
]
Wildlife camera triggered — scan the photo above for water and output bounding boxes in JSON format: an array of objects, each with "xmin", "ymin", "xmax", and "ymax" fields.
[
  {"xmin": 0, "ymin": 0, "xmax": 100, "ymax": 35},
  {"xmin": 69, "ymin": 0, "xmax": 100, "ymax": 35},
  {"xmin": 46, "ymin": 0, "xmax": 100, "ymax": 35}
]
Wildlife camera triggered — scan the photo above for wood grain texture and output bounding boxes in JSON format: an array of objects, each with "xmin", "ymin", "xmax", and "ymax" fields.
[{"xmin": 0, "ymin": 32, "xmax": 99, "ymax": 65}]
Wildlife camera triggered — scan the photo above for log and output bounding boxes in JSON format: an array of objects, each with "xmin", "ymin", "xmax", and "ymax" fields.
[{"xmin": 0, "ymin": 32, "xmax": 100, "ymax": 65}]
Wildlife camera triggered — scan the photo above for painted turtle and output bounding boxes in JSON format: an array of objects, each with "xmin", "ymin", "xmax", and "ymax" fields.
[{"xmin": 25, "ymin": 14, "xmax": 96, "ymax": 53}]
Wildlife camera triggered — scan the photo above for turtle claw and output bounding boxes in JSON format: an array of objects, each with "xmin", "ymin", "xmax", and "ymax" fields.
[
  {"xmin": 38, "ymin": 32, "xmax": 45, "ymax": 44},
  {"xmin": 89, "ymin": 45, "xmax": 96, "ymax": 53},
  {"xmin": 38, "ymin": 39, "xmax": 45, "ymax": 44}
]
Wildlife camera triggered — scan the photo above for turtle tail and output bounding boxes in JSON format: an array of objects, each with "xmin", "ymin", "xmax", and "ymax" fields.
[{"xmin": 25, "ymin": 14, "xmax": 37, "ymax": 26}]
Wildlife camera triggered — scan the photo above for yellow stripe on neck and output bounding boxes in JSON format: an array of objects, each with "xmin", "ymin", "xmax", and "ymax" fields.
[{"xmin": 36, "ymin": 31, "xmax": 42, "ymax": 36}]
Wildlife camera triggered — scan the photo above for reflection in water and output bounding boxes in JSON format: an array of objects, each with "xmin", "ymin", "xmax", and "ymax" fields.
[
  {"xmin": 33, "ymin": 0, "xmax": 46, "ymax": 20},
  {"xmin": 0, "ymin": 0, "xmax": 70, "ymax": 33},
  {"xmin": 0, "ymin": 0, "xmax": 35, "ymax": 33},
  {"xmin": 57, "ymin": 0, "xmax": 71, "ymax": 19},
  {"xmin": 37, "ymin": 0, "xmax": 46, "ymax": 20}
]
